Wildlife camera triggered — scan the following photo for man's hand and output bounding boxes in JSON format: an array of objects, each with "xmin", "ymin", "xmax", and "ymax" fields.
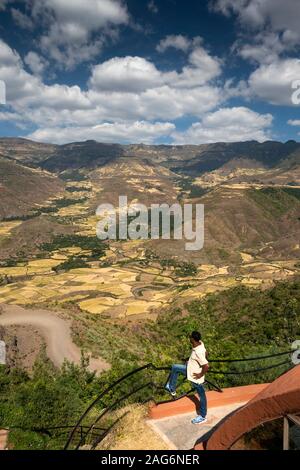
[
  {"xmin": 193, "ymin": 373, "xmax": 203, "ymax": 380},
  {"xmin": 193, "ymin": 364, "xmax": 209, "ymax": 380}
]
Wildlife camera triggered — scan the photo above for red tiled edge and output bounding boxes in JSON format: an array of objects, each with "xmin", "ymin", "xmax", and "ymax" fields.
[{"xmin": 149, "ymin": 384, "xmax": 269, "ymax": 420}]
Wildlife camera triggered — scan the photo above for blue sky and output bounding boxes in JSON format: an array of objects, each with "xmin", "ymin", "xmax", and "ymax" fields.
[{"xmin": 0, "ymin": 0, "xmax": 300, "ymax": 145}]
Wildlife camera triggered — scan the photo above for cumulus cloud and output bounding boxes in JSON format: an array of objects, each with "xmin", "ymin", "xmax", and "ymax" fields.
[
  {"xmin": 175, "ymin": 46, "xmax": 222, "ymax": 87},
  {"xmin": 89, "ymin": 44, "xmax": 222, "ymax": 98},
  {"xmin": 29, "ymin": 121, "xmax": 175, "ymax": 145},
  {"xmin": 37, "ymin": 0, "xmax": 129, "ymax": 68},
  {"xmin": 248, "ymin": 59, "xmax": 300, "ymax": 106},
  {"xmin": 288, "ymin": 120, "xmax": 300, "ymax": 127},
  {"xmin": 213, "ymin": 0, "xmax": 300, "ymax": 63},
  {"xmin": 0, "ymin": 38, "xmax": 227, "ymax": 143},
  {"xmin": 211, "ymin": 0, "xmax": 300, "ymax": 107},
  {"xmin": 0, "ymin": 39, "xmax": 90, "ymax": 109},
  {"xmin": 235, "ymin": 32, "xmax": 286, "ymax": 65},
  {"xmin": 0, "ymin": 25, "xmax": 275, "ymax": 146},
  {"xmin": 212, "ymin": 0, "xmax": 300, "ymax": 35},
  {"xmin": 157, "ymin": 35, "xmax": 195, "ymax": 53},
  {"xmin": 24, "ymin": 51, "xmax": 48, "ymax": 76},
  {"xmin": 11, "ymin": 7, "xmax": 34, "ymax": 29},
  {"xmin": 5, "ymin": 0, "xmax": 129, "ymax": 69},
  {"xmin": 172, "ymin": 107, "xmax": 273, "ymax": 144},
  {"xmin": 90, "ymin": 56, "xmax": 163, "ymax": 92}
]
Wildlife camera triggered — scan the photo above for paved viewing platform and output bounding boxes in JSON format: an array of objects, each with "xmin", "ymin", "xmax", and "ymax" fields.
[{"xmin": 148, "ymin": 384, "xmax": 268, "ymax": 450}]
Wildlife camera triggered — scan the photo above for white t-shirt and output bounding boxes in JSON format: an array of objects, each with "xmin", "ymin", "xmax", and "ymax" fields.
[{"xmin": 187, "ymin": 342, "xmax": 208, "ymax": 385}]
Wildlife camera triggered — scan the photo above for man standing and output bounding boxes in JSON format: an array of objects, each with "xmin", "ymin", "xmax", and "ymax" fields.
[{"xmin": 165, "ymin": 331, "xmax": 209, "ymax": 424}]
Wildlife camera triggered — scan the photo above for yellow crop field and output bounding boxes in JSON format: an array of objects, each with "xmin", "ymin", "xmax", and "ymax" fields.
[
  {"xmin": 79, "ymin": 298, "xmax": 113, "ymax": 315},
  {"xmin": 27, "ymin": 259, "xmax": 61, "ymax": 269},
  {"xmin": 125, "ymin": 301, "xmax": 161, "ymax": 316},
  {"xmin": 57, "ymin": 204, "xmax": 88, "ymax": 217}
]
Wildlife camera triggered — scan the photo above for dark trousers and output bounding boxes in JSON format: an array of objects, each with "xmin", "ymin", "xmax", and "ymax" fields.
[{"xmin": 167, "ymin": 364, "xmax": 207, "ymax": 418}]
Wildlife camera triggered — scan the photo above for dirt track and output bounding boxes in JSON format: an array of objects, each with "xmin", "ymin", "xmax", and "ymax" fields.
[{"xmin": 0, "ymin": 304, "xmax": 109, "ymax": 373}]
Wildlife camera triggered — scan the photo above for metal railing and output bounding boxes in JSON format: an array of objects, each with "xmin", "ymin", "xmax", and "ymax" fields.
[
  {"xmin": 2, "ymin": 349, "xmax": 293, "ymax": 450},
  {"xmin": 64, "ymin": 349, "xmax": 294, "ymax": 450}
]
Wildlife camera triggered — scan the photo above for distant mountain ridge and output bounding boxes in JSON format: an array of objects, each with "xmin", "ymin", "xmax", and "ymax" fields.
[{"xmin": 0, "ymin": 138, "xmax": 299, "ymax": 176}]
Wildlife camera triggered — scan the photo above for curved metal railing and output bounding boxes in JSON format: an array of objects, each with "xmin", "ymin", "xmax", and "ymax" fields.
[{"xmin": 64, "ymin": 348, "xmax": 294, "ymax": 450}]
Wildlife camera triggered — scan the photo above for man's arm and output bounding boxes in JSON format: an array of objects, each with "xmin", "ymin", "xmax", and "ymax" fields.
[{"xmin": 193, "ymin": 363, "xmax": 209, "ymax": 380}]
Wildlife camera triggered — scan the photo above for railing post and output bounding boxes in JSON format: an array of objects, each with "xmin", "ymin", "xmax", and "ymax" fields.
[{"xmin": 283, "ymin": 417, "xmax": 289, "ymax": 450}]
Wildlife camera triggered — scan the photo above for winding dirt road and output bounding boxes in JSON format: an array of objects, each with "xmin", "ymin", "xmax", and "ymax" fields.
[{"xmin": 0, "ymin": 304, "xmax": 109, "ymax": 373}]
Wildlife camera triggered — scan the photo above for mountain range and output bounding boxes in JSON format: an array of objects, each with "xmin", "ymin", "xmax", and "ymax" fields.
[
  {"xmin": 0, "ymin": 137, "xmax": 299, "ymax": 264},
  {"xmin": 1, "ymin": 138, "xmax": 300, "ymax": 175}
]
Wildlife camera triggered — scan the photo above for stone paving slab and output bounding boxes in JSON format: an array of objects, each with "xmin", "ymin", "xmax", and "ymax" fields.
[{"xmin": 148, "ymin": 403, "xmax": 245, "ymax": 450}]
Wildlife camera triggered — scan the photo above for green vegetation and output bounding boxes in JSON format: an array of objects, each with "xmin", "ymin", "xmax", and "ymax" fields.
[
  {"xmin": 243, "ymin": 419, "xmax": 283, "ymax": 450},
  {"xmin": 0, "ymin": 259, "xmax": 24, "ymax": 268},
  {"xmin": 41, "ymin": 235, "xmax": 107, "ymax": 268},
  {"xmin": 72, "ymin": 277, "xmax": 300, "ymax": 380},
  {"xmin": 51, "ymin": 198, "xmax": 88, "ymax": 209},
  {"xmin": 1, "ymin": 278, "xmax": 299, "ymax": 449},
  {"xmin": 176, "ymin": 177, "xmax": 209, "ymax": 201},
  {"xmin": 1, "ymin": 197, "xmax": 88, "ymax": 223},
  {"xmin": 282, "ymin": 187, "xmax": 300, "ymax": 201},
  {"xmin": 60, "ymin": 171, "xmax": 87, "ymax": 182},
  {"xmin": 66, "ymin": 186, "xmax": 91, "ymax": 193},
  {"xmin": 1, "ymin": 214, "xmax": 37, "ymax": 222},
  {"xmin": 218, "ymin": 248, "xmax": 230, "ymax": 260},
  {"xmin": 52, "ymin": 257, "xmax": 89, "ymax": 273},
  {"xmin": 41, "ymin": 235, "xmax": 106, "ymax": 254},
  {"xmin": 0, "ymin": 275, "xmax": 12, "ymax": 286},
  {"xmin": 174, "ymin": 262, "xmax": 198, "ymax": 277},
  {"xmin": 248, "ymin": 187, "xmax": 300, "ymax": 216},
  {"xmin": 160, "ymin": 258, "xmax": 198, "ymax": 277},
  {"xmin": 0, "ymin": 356, "xmax": 102, "ymax": 450}
]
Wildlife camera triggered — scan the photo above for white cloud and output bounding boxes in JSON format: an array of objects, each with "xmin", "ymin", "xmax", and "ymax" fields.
[
  {"xmin": 236, "ymin": 32, "xmax": 286, "ymax": 65},
  {"xmin": 0, "ymin": 39, "xmax": 20, "ymax": 66},
  {"xmin": 90, "ymin": 56, "xmax": 163, "ymax": 92},
  {"xmin": 0, "ymin": 38, "xmax": 224, "ymax": 143},
  {"xmin": 29, "ymin": 121, "xmax": 175, "ymax": 145},
  {"xmin": 6, "ymin": 0, "xmax": 129, "ymax": 69},
  {"xmin": 175, "ymin": 46, "xmax": 222, "ymax": 87},
  {"xmin": 212, "ymin": 0, "xmax": 300, "ymax": 34},
  {"xmin": 24, "ymin": 51, "xmax": 48, "ymax": 76},
  {"xmin": 248, "ymin": 59, "xmax": 300, "ymax": 105},
  {"xmin": 36, "ymin": 0, "xmax": 129, "ymax": 68},
  {"xmin": 212, "ymin": 1, "xmax": 300, "ymax": 106},
  {"xmin": 11, "ymin": 7, "xmax": 34, "ymax": 29},
  {"xmin": 288, "ymin": 119, "xmax": 300, "ymax": 127},
  {"xmin": 0, "ymin": 110, "xmax": 26, "ymax": 123},
  {"xmin": 90, "ymin": 45, "xmax": 222, "ymax": 95},
  {"xmin": 0, "ymin": 39, "xmax": 90, "ymax": 109},
  {"xmin": 213, "ymin": 0, "xmax": 300, "ymax": 63},
  {"xmin": 157, "ymin": 35, "xmax": 194, "ymax": 53},
  {"xmin": 172, "ymin": 107, "xmax": 273, "ymax": 144},
  {"xmin": 0, "ymin": 40, "xmax": 274, "ymax": 145}
]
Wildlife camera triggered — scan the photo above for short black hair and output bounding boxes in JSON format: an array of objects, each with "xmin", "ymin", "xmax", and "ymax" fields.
[{"xmin": 190, "ymin": 331, "xmax": 202, "ymax": 342}]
